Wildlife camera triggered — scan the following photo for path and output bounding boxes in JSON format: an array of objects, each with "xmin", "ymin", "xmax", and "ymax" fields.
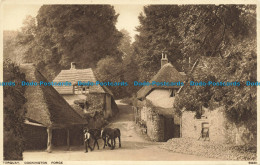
[{"xmin": 23, "ymin": 101, "xmax": 219, "ymax": 161}]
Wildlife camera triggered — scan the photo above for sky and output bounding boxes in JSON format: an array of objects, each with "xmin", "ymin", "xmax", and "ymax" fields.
[{"xmin": 2, "ymin": 4, "xmax": 144, "ymax": 42}]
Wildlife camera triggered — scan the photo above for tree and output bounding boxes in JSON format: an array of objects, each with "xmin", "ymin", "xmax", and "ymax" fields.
[
  {"xmin": 133, "ymin": 5, "xmax": 182, "ymax": 81},
  {"xmin": 134, "ymin": 4, "xmax": 256, "ymax": 140},
  {"xmin": 16, "ymin": 5, "xmax": 122, "ymax": 81},
  {"xmin": 173, "ymin": 5, "xmax": 256, "ymax": 139},
  {"xmin": 95, "ymin": 56, "xmax": 125, "ymax": 98},
  {"xmin": 118, "ymin": 29, "xmax": 133, "ymax": 59},
  {"xmin": 4, "ymin": 59, "xmax": 27, "ymax": 160}
]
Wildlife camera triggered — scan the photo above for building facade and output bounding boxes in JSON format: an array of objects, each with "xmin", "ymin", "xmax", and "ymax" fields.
[
  {"xmin": 53, "ymin": 62, "xmax": 118, "ymax": 124},
  {"xmin": 135, "ymin": 54, "xmax": 185, "ymax": 142}
]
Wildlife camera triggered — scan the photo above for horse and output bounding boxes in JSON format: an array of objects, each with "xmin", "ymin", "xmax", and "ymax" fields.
[
  {"xmin": 83, "ymin": 128, "xmax": 101, "ymax": 152},
  {"xmin": 101, "ymin": 127, "xmax": 121, "ymax": 150}
]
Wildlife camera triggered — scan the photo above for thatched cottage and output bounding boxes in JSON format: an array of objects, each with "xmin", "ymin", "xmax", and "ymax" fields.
[
  {"xmin": 20, "ymin": 64, "xmax": 87, "ymax": 152},
  {"xmin": 53, "ymin": 62, "xmax": 118, "ymax": 128},
  {"xmin": 134, "ymin": 54, "xmax": 186, "ymax": 142}
]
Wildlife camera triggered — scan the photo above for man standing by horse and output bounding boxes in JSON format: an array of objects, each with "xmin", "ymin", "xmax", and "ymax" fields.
[{"xmin": 83, "ymin": 128, "xmax": 93, "ymax": 153}]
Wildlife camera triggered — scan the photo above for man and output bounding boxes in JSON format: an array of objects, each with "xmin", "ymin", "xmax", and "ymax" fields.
[{"xmin": 83, "ymin": 128, "xmax": 93, "ymax": 153}]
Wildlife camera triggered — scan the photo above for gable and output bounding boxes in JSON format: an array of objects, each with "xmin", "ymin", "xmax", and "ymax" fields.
[{"xmin": 53, "ymin": 68, "xmax": 113, "ymax": 95}]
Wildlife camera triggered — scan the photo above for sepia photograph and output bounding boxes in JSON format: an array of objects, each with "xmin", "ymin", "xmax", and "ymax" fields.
[{"xmin": 1, "ymin": 0, "xmax": 258, "ymax": 164}]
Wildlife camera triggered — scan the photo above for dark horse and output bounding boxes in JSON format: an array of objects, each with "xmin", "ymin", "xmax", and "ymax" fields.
[
  {"xmin": 83, "ymin": 128, "xmax": 101, "ymax": 152},
  {"xmin": 101, "ymin": 128, "xmax": 121, "ymax": 150}
]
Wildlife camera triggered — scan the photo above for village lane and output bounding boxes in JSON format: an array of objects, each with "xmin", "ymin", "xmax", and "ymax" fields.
[{"xmin": 23, "ymin": 101, "xmax": 219, "ymax": 161}]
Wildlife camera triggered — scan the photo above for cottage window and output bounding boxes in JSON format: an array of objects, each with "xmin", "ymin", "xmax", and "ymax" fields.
[
  {"xmin": 82, "ymin": 86, "xmax": 89, "ymax": 94},
  {"xmin": 73, "ymin": 85, "xmax": 89, "ymax": 94},
  {"xmin": 169, "ymin": 89, "xmax": 175, "ymax": 97},
  {"xmin": 195, "ymin": 106, "xmax": 206, "ymax": 119}
]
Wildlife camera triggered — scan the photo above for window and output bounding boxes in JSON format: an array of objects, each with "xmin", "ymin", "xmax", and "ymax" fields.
[
  {"xmin": 169, "ymin": 89, "xmax": 175, "ymax": 97},
  {"xmin": 73, "ymin": 85, "xmax": 89, "ymax": 94},
  {"xmin": 195, "ymin": 106, "xmax": 207, "ymax": 119}
]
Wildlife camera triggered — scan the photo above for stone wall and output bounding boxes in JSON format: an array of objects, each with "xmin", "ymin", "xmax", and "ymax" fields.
[
  {"xmin": 140, "ymin": 106, "xmax": 148, "ymax": 122},
  {"xmin": 146, "ymin": 108, "xmax": 165, "ymax": 141},
  {"xmin": 111, "ymin": 97, "xmax": 119, "ymax": 116},
  {"xmin": 181, "ymin": 107, "xmax": 256, "ymax": 145},
  {"xmin": 138, "ymin": 101, "xmax": 177, "ymax": 142},
  {"xmin": 182, "ymin": 111, "xmax": 201, "ymax": 139},
  {"xmin": 182, "ymin": 108, "xmax": 227, "ymax": 143}
]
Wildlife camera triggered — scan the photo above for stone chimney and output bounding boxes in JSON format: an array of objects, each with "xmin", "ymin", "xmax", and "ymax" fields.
[
  {"xmin": 71, "ymin": 62, "xmax": 76, "ymax": 69},
  {"xmin": 161, "ymin": 53, "xmax": 168, "ymax": 68}
]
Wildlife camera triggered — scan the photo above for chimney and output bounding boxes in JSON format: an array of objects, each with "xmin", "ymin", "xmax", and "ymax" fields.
[
  {"xmin": 71, "ymin": 62, "xmax": 76, "ymax": 69},
  {"xmin": 161, "ymin": 52, "xmax": 168, "ymax": 68}
]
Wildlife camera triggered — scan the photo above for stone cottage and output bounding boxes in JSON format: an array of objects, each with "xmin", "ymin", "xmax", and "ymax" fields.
[
  {"xmin": 135, "ymin": 54, "xmax": 186, "ymax": 142},
  {"xmin": 180, "ymin": 57, "xmax": 256, "ymax": 145},
  {"xmin": 53, "ymin": 62, "xmax": 118, "ymax": 128}
]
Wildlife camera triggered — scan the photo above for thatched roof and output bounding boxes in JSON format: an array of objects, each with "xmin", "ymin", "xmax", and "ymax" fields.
[
  {"xmin": 53, "ymin": 68, "xmax": 113, "ymax": 95},
  {"xmin": 137, "ymin": 63, "xmax": 186, "ymax": 99},
  {"xmin": 20, "ymin": 64, "xmax": 87, "ymax": 128}
]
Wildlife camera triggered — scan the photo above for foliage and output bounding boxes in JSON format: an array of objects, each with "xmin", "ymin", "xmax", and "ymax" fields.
[
  {"xmin": 133, "ymin": 5, "xmax": 182, "ymax": 81},
  {"xmin": 16, "ymin": 5, "xmax": 122, "ymax": 81},
  {"xmin": 95, "ymin": 28, "xmax": 139, "ymax": 98},
  {"xmin": 171, "ymin": 5, "xmax": 256, "ymax": 134},
  {"xmin": 95, "ymin": 56, "xmax": 125, "ymax": 98},
  {"xmin": 3, "ymin": 31, "xmax": 19, "ymax": 62},
  {"xmin": 4, "ymin": 59, "xmax": 27, "ymax": 160},
  {"xmin": 134, "ymin": 5, "xmax": 256, "ymax": 136},
  {"xmin": 118, "ymin": 29, "xmax": 133, "ymax": 59}
]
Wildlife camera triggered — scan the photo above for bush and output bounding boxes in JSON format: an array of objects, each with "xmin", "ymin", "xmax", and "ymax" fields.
[{"xmin": 4, "ymin": 59, "xmax": 27, "ymax": 160}]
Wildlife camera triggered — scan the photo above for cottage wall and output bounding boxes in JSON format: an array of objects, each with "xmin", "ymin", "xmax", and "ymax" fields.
[
  {"xmin": 182, "ymin": 111, "xmax": 201, "ymax": 139},
  {"xmin": 146, "ymin": 107, "xmax": 165, "ymax": 141},
  {"xmin": 111, "ymin": 97, "xmax": 119, "ymax": 116},
  {"xmin": 141, "ymin": 107, "xmax": 148, "ymax": 122},
  {"xmin": 146, "ymin": 89, "xmax": 175, "ymax": 108},
  {"xmin": 140, "ymin": 100, "xmax": 148, "ymax": 122},
  {"xmin": 182, "ymin": 109, "xmax": 227, "ymax": 143},
  {"xmin": 181, "ymin": 107, "xmax": 256, "ymax": 145},
  {"xmin": 62, "ymin": 94, "xmax": 87, "ymax": 105}
]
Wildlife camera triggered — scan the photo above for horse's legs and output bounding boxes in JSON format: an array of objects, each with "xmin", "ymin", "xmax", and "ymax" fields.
[
  {"xmin": 94, "ymin": 139, "xmax": 99, "ymax": 150},
  {"xmin": 107, "ymin": 137, "xmax": 112, "ymax": 147},
  {"xmin": 113, "ymin": 138, "xmax": 116, "ymax": 149},
  {"xmin": 110, "ymin": 138, "xmax": 114, "ymax": 150},
  {"xmin": 93, "ymin": 139, "xmax": 96, "ymax": 150},
  {"xmin": 118, "ymin": 136, "xmax": 121, "ymax": 148},
  {"xmin": 96, "ymin": 139, "xmax": 99, "ymax": 150},
  {"xmin": 103, "ymin": 137, "xmax": 106, "ymax": 149}
]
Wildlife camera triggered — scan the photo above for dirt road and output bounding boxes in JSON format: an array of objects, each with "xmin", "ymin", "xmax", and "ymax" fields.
[{"xmin": 23, "ymin": 101, "xmax": 218, "ymax": 161}]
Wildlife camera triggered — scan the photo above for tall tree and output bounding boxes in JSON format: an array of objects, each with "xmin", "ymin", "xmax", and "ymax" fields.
[
  {"xmin": 95, "ymin": 56, "xmax": 125, "ymax": 98},
  {"xmin": 17, "ymin": 5, "xmax": 122, "ymax": 81},
  {"xmin": 133, "ymin": 5, "xmax": 182, "ymax": 81},
  {"xmin": 118, "ymin": 29, "xmax": 133, "ymax": 59}
]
